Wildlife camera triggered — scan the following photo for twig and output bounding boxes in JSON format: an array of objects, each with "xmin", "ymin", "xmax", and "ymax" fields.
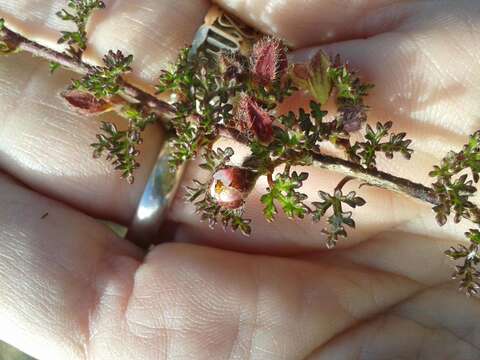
[
  {"xmin": 1, "ymin": 25, "xmax": 176, "ymax": 119},
  {"xmin": 312, "ymin": 154, "xmax": 439, "ymax": 205}
]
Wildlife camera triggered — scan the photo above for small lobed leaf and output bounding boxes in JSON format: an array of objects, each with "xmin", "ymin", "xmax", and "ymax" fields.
[
  {"xmin": 91, "ymin": 106, "xmax": 158, "ymax": 183},
  {"xmin": 350, "ymin": 121, "xmax": 414, "ymax": 169},
  {"xmin": 56, "ymin": 0, "xmax": 105, "ymax": 59},
  {"xmin": 71, "ymin": 50, "xmax": 134, "ymax": 99},
  {"xmin": 262, "ymin": 171, "xmax": 309, "ymax": 222},
  {"xmin": 312, "ymin": 182, "xmax": 366, "ymax": 248}
]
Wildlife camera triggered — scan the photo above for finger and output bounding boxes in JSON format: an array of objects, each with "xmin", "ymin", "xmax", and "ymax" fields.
[
  {"xmin": 0, "ymin": 173, "xmax": 421, "ymax": 360},
  {"xmin": 0, "ymin": 187, "xmax": 471, "ymax": 360},
  {"xmin": 301, "ymin": 226, "xmax": 478, "ymax": 357},
  {"xmin": 0, "ymin": 52, "xmax": 163, "ymax": 223},
  {"xmin": 214, "ymin": 0, "xmax": 414, "ymax": 47},
  {"xmin": 2, "ymin": 0, "xmax": 477, "ymax": 255},
  {"xmin": 110, "ymin": 244, "xmax": 419, "ymax": 360},
  {"xmin": 0, "ymin": 0, "xmax": 210, "ymax": 86},
  {"xmin": 310, "ymin": 283, "xmax": 480, "ymax": 359},
  {"xmin": 0, "ymin": 0, "xmax": 209, "ymax": 223},
  {"xmin": 0, "ymin": 172, "xmax": 143, "ymax": 359}
]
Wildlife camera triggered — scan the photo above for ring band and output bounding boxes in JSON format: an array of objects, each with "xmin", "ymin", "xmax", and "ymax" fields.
[
  {"xmin": 128, "ymin": 6, "xmax": 261, "ymax": 247},
  {"xmin": 128, "ymin": 144, "xmax": 185, "ymax": 248}
]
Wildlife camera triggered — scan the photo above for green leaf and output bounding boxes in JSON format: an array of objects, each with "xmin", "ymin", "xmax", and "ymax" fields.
[
  {"xmin": 350, "ymin": 121, "xmax": 413, "ymax": 168},
  {"xmin": 56, "ymin": 1, "xmax": 105, "ymax": 59},
  {"xmin": 312, "ymin": 184, "xmax": 366, "ymax": 248},
  {"xmin": 291, "ymin": 50, "xmax": 332, "ymax": 105},
  {"xmin": 261, "ymin": 192, "xmax": 278, "ymax": 222},
  {"xmin": 466, "ymin": 229, "xmax": 480, "ymax": 246},
  {"xmin": 200, "ymin": 147, "xmax": 234, "ymax": 172},
  {"xmin": 91, "ymin": 105, "xmax": 157, "ymax": 183},
  {"xmin": 328, "ymin": 56, "xmax": 374, "ymax": 108},
  {"xmin": 49, "ymin": 61, "xmax": 61, "ymax": 74},
  {"xmin": 261, "ymin": 172, "xmax": 309, "ymax": 221},
  {"xmin": 72, "ymin": 50, "xmax": 133, "ymax": 99}
]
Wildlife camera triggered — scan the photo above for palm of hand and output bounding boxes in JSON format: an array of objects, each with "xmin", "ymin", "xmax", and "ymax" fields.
[{"xmin": 0, "ymin": 0, "xmax": 479, "ymax": 359}]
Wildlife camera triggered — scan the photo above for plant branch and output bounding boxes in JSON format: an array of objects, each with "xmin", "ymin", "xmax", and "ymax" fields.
[
  {"xmin": 2, "ymin": 24, "xmax": 440, "ymax": 208},
  {"xmin": 0, "ymin": 24, "xmax": 176, "ymax": 119},
  {"xmin": 220, "ymin": 127, "xmax": 440, "ymax": 206},
  {"xmin": 312, "ymin": 153, "xmax": 439, "ymax": 205}
]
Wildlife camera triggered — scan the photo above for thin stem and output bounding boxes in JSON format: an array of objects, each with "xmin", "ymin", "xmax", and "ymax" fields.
[
  {"xmin": 2, "ymin": 24, "xmax": 441, "ymax": 208},
  {"xmin": 335, "ymin": 176, "xmax": 355, "ymax": 193},
  {"xmin": 220, "ymin": 128, "xmax": 440, "ymax": 206},
  {"xmin": 267, "ymin": 173, "xmax": 274, "ymax": 188}
]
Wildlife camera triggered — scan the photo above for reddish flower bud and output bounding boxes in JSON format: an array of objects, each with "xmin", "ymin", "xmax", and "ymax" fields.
[
  {"xmin": 341, "ymin": 105, "xmax": 367, "ymax": 133},
  {"xmin": 291, "ymin": 50, "xmax": 332, "ymax": 105},
  {"xmin": 219, "ymin": 54, "xmax": 245, "ymax": 81},
  {"xmin": 251, "ymin": 37, "xmax": 288, "ymax": 86},
  {"xmin": 210, "ymin": 167, "xmax": 257, "ymax": 209},
  {"xmin": 62, "ymin": 90, "xmax": 112, "ymax": 116},
  {"xmin": 235, "ymin": 95, "xmax": 274, "ymax": 144}
]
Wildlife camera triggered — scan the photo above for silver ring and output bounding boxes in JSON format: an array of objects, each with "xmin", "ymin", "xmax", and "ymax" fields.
[
  {"xmin": 128, "ymin": 144, "xmax": 185, "ymax": 247},
  {"xmin": 128, "ymin": 6, "xmax": 260, "ymax": 247}
]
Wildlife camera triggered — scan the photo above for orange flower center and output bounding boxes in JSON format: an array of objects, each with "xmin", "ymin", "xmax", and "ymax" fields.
[{"xmin": 215, "ymin": 180, "xmax": 225, "ymax": 194}]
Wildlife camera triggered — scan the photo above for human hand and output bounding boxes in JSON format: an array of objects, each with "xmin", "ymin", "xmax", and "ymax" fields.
[{"xmin": 0, "ymin": 0, "xmax": 479, "ymax": 359}]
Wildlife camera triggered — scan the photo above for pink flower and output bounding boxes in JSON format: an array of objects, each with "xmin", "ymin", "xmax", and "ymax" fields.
[
  {"xmin": 235, "ymin": 95, "xmax": 274, "ymax": 144},
  {"xmin": 210, "ymin": 167, "xmax": 256, "ymax": 209},
  {"xmin": 291, "ymin": 50, "xmax": 332, "ymax": 105},
  {"xmin": 251, "ymin": 37, "xmax": 288, "ymax": 86}
]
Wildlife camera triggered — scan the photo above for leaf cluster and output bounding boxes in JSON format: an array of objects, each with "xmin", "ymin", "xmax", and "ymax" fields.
[
  {"xmin": 430, "ymin": 131, "xmax": 480, "ymax": 226},
  {"xmin": 157, "ymin": 48, "xmax": 242, "ymax": 167},
  {"xmin": 312, "ymin": 186, "xmax": 366, "ymax": 249},
  {"xmin": 245, "ymin": 101, "xmax": 331, "ymax": 173},
  {"xmin": 328, "ymin": 56, "xmax": 374, "ymax": 108},
  {"xmin": 72, "ymin": 50, "xmax": 133, "ymax": 98},
  {"xmin": 261, "ymin": 171, "xmax": 309, "ymax": 222},
  {"xmin": 56, "ymin": 0, "xmax": 105, "ymax": 59},
  {"xmin": 431, "ymin": 131, "xmax": 480, "ymax": 296},
  {"xmin": 91, "ymin": 106, "xmax": 157, "ymax": 184},
  {"xmin": 200, "ymin": 147, "xmax": 235, "ymax": 172},
  {"xmin": 349, "ymin": 121, "xmax": 413, "ymax": 168},
  {"xmin": 445, "ymin": 229, "xmax": 480, "ymax": 296}
]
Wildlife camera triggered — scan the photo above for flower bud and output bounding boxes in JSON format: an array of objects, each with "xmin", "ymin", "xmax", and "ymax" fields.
[
  {"xmin": 340, "ymin": 105, "xmax": 367, "ymax": 133},
  {"xmin": 291, "ymin": 50, "xmax": 332, "ymax": 105},
  {"xmin": 251, "ymin": 37, "xmax": 288, "ymax": 86},
  {"xmin": 219, "ymin": 54, "xmax": 245, "ymax": 81},
  {"xmin": 62, "ymin": 90, "xmax": 112, "ymax": 116},
  {"xmin": 235, "ymin": 95, "xmax": 274, "ymax": 144},
  {"xmin": 210, "ymin": 167, "xmax": 257, "ymax": 209}
]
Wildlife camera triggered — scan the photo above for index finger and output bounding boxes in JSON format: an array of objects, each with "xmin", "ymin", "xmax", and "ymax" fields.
[{"xmin": 214, "ymin": 0, "xmax": 414, "ymax": 47}]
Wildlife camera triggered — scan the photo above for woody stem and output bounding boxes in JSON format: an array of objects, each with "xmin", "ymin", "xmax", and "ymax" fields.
[{"xmin": 1, "ymin": 25, "xmax": 176, "ymax": 120}]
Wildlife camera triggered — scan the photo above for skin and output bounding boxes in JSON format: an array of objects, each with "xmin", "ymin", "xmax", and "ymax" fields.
[{"xmin": 0, "ymin": 0, "xmax": 480, "ymax": 359}]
